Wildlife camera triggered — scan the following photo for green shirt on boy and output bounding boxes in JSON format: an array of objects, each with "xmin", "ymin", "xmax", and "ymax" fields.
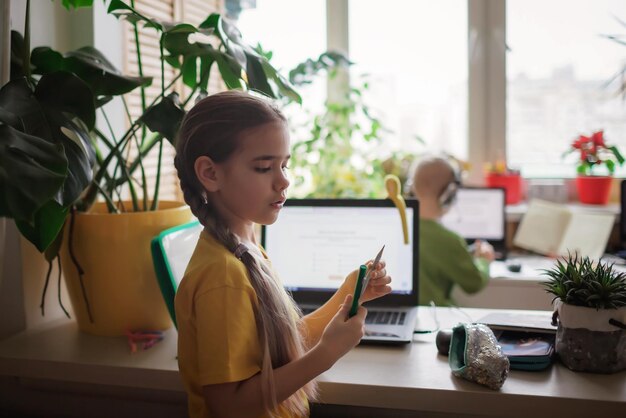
[{"xmin": 419, "ymin": 219, "xmax": 490, "ymax": 306}]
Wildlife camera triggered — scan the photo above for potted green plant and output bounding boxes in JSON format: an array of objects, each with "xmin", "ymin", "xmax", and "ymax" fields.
[
  {"xmin": 543, "ymin": 253, "xmax": 626, "ymax": 373},
  {"xmin": 287, "ymin": 70, "xmax": 391, "ymax": 198},
  {"xmin": 563, "ymin": 130, "xmax": 624, "ymax": 205},
  {"xmin": 0, "ymin": 0, "xmax": 301, "ymax": 335}
]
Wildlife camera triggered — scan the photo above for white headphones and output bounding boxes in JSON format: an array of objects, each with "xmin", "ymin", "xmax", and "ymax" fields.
[{"xmin": 438, "ymin": 165, "xmax": 462, "ymax": 210}]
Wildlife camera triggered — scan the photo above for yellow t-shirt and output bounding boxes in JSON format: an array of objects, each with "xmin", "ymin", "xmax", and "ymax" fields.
[{"xmin": 175, "ymin": 230, "xmax": 308, "ymax": 418}]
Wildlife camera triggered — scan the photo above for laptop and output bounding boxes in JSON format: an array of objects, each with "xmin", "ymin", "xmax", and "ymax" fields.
[
  {"xmin": 261, "ymin": 198, "xmax": 419, "ymax": 344},
  {"xmin": 440, "ymin": 187, "xmax": 507, "ymax": 260}
]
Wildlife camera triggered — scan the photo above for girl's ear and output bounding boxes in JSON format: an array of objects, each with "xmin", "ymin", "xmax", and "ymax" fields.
[{"xmin": 194, "ymin": 156, "xmax": 220, "ymax": 192}]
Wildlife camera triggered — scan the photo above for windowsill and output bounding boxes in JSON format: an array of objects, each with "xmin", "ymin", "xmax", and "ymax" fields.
[
  {"xmin": 0, "ymin": 319, "xmax": 182, "ymax": 392},
  {"xmin": 506, "ymin": 202, "xmax": 620, "ymax": 222}
]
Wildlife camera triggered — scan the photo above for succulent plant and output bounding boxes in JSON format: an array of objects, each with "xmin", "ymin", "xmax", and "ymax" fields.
[{"xmin": 542, "ymin": 253, "xmax": 626, "ymax": 310}]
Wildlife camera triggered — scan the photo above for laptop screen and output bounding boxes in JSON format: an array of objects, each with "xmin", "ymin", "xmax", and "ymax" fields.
[
  {"xmin": 262, "ymin": 199, "xmax": 419, "ymax": 306},
  {"xmin": 440, "ymin": 187, "xmax": 506, "ymax": 246}
]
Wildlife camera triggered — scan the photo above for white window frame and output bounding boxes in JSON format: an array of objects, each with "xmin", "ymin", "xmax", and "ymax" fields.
[
  {"xmin": 468, "ymin": 0, "xmax": 506, "ymax": 184},
  {"xmin": 326, "ymin": 0, "xmax": 507, "ymax": 184}
]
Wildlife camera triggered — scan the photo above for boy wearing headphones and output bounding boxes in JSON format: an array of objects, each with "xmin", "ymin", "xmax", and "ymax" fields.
[{"xmin": 411, "ymin": 156, "xmax": 495, "ymax": 306}]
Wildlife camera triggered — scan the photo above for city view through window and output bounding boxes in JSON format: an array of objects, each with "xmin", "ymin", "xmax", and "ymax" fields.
[
  {"xmin": 239, "ymin": 0, "xmax": 626, "ymax": 178},
  {"xmin": 507, "ymin": 0, "xmax": 626, "ymax": 177}
]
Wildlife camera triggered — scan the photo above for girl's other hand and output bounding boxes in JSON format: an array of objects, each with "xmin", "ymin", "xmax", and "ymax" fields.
[
  {"xmin": 346, "ymin": 259, "xmax": 392, "ymax": 303},
  {"xmin": 318, "ymin": 294, "xmax": 366, "ymax": 362}
]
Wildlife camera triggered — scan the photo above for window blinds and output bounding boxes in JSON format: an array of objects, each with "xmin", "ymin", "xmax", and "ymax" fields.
[{"xmin": 123, "ymin": 0, "xmax": 223, "ymax": 203}]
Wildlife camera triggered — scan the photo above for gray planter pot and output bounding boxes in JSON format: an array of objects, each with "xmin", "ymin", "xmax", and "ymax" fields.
[{"xmin": 555, "ymin": 301, "xmax": 626, "ymax": 374}]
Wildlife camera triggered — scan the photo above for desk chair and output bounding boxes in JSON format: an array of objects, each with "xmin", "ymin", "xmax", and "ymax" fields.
[{"xmin": 151, "ymin": 221, "xmax": 203, "ymax": 328}]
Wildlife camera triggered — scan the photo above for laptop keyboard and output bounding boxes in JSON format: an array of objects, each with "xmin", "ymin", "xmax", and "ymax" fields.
[
  {"xmin": 366, "ymin": 310, "xmax": 406, "ymax": 325},
  {"xmin": 301, "ymin": 308, "xmax": 405, "ymax": 325}
]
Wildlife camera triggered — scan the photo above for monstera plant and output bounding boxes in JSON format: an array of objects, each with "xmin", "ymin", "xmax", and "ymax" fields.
[
  {"xmin": 0, "ymin": 0, "xmax": 300, "ymax": 256},
  {"xmin": 0, "ymin": 0, "xmax": 302, "ymax": 333}
]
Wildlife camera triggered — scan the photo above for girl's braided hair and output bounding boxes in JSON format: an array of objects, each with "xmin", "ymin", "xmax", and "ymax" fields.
[{"xmin": 174, "ymin": 90, "xmax": 316, "ymax": 415}]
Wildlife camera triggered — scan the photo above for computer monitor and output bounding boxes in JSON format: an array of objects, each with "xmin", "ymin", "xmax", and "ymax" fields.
[
  {"xmin": 261, "ymin": 198, "xmax": 419, "ymax": 307},
  {"xmin": 440, "ymin": 187, "xmax": 507, "ymax": 258}
]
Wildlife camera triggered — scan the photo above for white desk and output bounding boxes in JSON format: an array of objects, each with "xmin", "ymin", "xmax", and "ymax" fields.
[
  {"xmin": 455, "ymin": 254, "xmax": 626, "ymax": 310},
  {"xmin": 453, "ymin": 256, "xmax": 557, "ymax": 310},
  {"xmin": 0, "ymin": 307, "xmax": 623, "ymax": 417}
]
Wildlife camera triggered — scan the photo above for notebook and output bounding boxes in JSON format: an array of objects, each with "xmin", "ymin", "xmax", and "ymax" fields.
[
  {"xmin": 440, "ymin": 187, "xmax": 507, "ymax": 259},
  {"xmin": 477, "ymin": 311, "xmax": 557, "ymax": 334},
  {"xmin": 261, "ymin": 198, "xmax": 420, "ymax": 344},
  {"xmin": 513, "ymin": 199, "xmax": 614, "ymax": 260}
]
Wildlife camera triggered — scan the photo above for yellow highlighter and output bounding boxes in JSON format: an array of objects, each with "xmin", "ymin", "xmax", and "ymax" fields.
[{"xmin": 385, "ymin": 174, "xmax": 409, "ymax": 244}]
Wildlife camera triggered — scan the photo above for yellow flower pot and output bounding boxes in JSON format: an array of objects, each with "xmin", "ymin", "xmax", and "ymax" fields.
[{"xmin": 60, "ymin": 201, "xmax": 192, "ymax": 336}]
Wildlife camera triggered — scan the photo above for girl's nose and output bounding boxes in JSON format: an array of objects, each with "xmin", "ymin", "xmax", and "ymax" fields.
[{"xmin": 275, "ymin": 170, "xmax": 290, "ymax": 191}]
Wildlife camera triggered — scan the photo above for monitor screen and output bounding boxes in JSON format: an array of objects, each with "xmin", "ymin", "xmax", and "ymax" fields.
[
  {"xmin": 262, "ymin": 200, "xmax": 416, "ymax": 295},
  {"xmin": 440, "ymin": 187, "xmax": 506, "ymax": 241}
]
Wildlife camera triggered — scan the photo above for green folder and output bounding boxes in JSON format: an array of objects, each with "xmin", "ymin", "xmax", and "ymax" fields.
[{"xmin": 151, "ymin": 221, "xmax": 203, "ymax": 328}]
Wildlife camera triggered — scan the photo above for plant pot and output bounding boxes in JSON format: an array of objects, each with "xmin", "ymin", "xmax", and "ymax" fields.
[
  {"xmin": 485, "ymin": 173, "xmax": 522, "ymax": 205},
  {"xmin": 60, "ymin": 201, "xmax": 193, "ymax": 336},
  {"xmin": 575, "ymin": 175, "xmax": 612, "ymax": 205},
  {"xmin": 554, "ymin": 301, "xmax": 626, "ymax": 373}
]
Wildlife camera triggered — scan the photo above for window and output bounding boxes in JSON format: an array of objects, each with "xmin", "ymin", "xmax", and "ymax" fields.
[
  {"xmin": 349, "ymin": 0, "xmax": 468, "ymax": 158},
  {"xmin": 507, "ymin": 0, "xmax": 626, "ymax": 177},
  {"xmin": 124, "ymin": 0, "xmax": 626, "ymax": 182},
  {"xmin": 237, "ymin": 0, "xmax": 328, "ymax": 134},
  {"xmin": 239, "ymin": 0, "xmax": 626, "ymax": 181}
]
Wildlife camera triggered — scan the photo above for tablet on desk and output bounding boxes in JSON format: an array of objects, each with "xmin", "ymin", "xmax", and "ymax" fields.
[{"xmin": 477, "ymin": 312, "xmax": 557, "ymax": 334}]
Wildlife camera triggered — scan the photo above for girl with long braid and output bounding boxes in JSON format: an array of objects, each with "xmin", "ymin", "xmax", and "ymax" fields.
[{"xmin": 174, "ymin": 90, "xmax": 392, "ymax": 418}]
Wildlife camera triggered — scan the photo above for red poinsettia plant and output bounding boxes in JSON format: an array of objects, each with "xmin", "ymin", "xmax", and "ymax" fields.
[{"xmin": 566, "ymin": 130, "xmax": 624, "ymax": 175}]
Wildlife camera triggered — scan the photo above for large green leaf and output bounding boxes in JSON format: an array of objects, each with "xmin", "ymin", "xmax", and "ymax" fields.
[
  {"xmin": 161, "ymin": 26, "xmax": 218, "ymax": 89},
  {"xmin": 260, "ymin": 59, "xmax": 302, "ymax": 104},
  {"xmin": 288, "ymin": 51, "xmax": 352, "ymax": 86},
  {"xmin": 60, "ymin": 0, "xmax": 94, "ymax": 10},
  {"xmin": 199, "ymin": 14, "xmax": 247, "ymax": 69},
  {"xmin": 34, "ymin": 72, "xmax": 97, "ymax": 203},
  {"xmin": 35, "ymin": 71, "xmax": 96, "ymax": 130},
  {"xmin": 31, "ymin": 46, "xmax": 152, "ymax": 100},
  {"xmin": 245, "ymin": 51, "xmax": 274, "ymax": 98},
  {"xmin": 0, "ymin": 74, "xmax": 95, "ymax": 214},
  {"xmin": 181, "ymin": 55, "xmax": 198, "ymax": 89},
  {"xmin": 30, "ymin": 47, "xmax": 65, "ymax": 73},
  {"xmin": 10, "ymin": 31, "xmax": 27, "ymax": 80},
  {"xmin": 107, "ymin": 0, "xmax": 163, "ymax": 31},
  {"xmin": 0, "ymin": 123, "xmax": 67, "ymax": 224},
  {"xmin": 199, "ymin": 54, "xmax": 214, "ymax": 92},
  {"xmin": 140, "ymin": 93, "xmax": 185, "ymax": 145},
  {"xmin": 0, "ymin": 77, "xmax": 50, "ymax": 137},
  {"xmin": 67, "ymin": 47, "xmax": 152, "ymax": 96},
  {"xmin": 214, "ymin": 52, "xmax": 244, "ymax": 90},
  {"xmin": 15, "ymin": 200, "xmax": 68, "ymax": 252}
]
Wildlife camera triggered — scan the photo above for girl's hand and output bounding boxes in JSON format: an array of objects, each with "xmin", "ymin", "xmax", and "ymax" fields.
[
  {"xmin": 318, "ymin": 294, "xmax": 366, "ymax": 362},
  {"xmin": 346, "ymin": 259, "xmax": 392, "ymax": 303}
]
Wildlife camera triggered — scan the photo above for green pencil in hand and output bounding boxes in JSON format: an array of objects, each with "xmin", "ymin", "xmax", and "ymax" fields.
[{"xmin": 349, "ymin": 265, "xmax": 368, "ymax": 318}]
